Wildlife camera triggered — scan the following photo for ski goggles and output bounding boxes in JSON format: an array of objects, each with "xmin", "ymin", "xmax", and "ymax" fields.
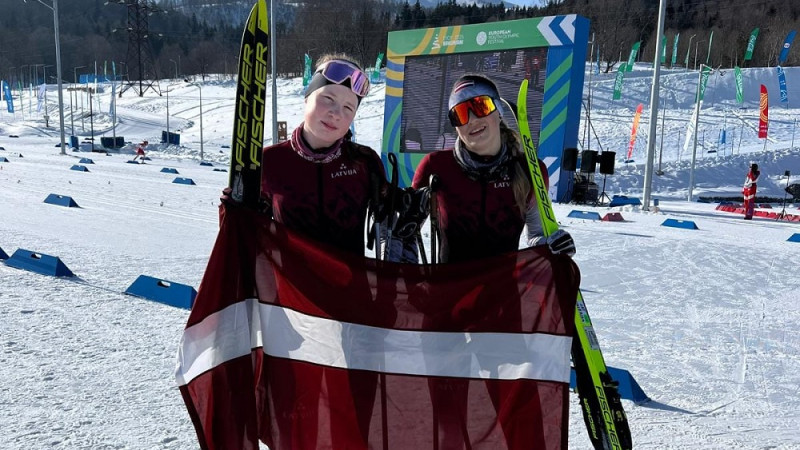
[
  {"xmin": 448, "ymin": 95, "xmax": 498, "ymax": 127},
  {"xmin": 315, "ymin": 60, "xmax": 371, "ymax": 97}
]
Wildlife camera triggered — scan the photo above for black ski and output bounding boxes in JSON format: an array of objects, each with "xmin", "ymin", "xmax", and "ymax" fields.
[{"xmin": 228, "ymin": 0, "xmax": 269, "ymax": 208}]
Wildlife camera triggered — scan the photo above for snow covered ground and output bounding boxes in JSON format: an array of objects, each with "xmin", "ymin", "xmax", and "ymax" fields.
[{"xmin": 1, "ymin": 64, "xmax": 799, "ymax": 449}]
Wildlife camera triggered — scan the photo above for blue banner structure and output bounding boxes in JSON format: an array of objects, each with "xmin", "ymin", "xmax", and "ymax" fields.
[
  {"xmin": 778, "ymin": 66, "xmax": 789, "ymax": 104},
  {"xmin": 2, "ymin": 80, "xmax": 14, "ymax": 113},
  {"xmin": 778, "ymin": 31, "xmax": 797, "ymax": 65}
]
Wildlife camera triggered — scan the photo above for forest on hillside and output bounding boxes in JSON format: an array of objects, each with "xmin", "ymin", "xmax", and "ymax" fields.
[{"xmin": 1, "ymin": 0, "xmax": 797, "ymax": 89}]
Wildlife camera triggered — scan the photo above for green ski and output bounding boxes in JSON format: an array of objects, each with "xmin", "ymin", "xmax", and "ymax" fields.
[
  {"xmin": 516, "ymin": 79, "xmax": 632, "ymax": 450},
  {"xmin": 229, "ymin": 0, "xmax": 269, "ymax": 207}
]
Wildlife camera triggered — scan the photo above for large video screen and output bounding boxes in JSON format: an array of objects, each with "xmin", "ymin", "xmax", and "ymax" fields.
[{"xmin": 400, "ymin": 48, "xmax": 548, "ymax": 154}]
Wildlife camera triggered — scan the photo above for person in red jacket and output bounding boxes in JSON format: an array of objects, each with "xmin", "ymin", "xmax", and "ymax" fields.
[
  {"xmin": 398, "ymin": 74, "xmax": 575, "ymax": 263},
  {"xmin": 391, "ymin": 74, "xmax": 577, "ymax": 447},
  {"xmin": 743, "ymin": 163, "xmax": 760, "ymax": 220},
  {"xmin": 256, "ymin": 53, "xmax": 390, "ymax": 447},
  {"xmin": 132, "ymin": 140, "xmax": 147, "ymax": 162}
]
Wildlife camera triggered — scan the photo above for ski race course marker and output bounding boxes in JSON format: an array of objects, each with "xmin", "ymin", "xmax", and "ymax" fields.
[
  {"xmin": 6, "ymin": 249, "xmax": 75, "ymax": 277},
  {"xmin": 125, "ymin": 275, "xmax": 197, "ymax": 310}
]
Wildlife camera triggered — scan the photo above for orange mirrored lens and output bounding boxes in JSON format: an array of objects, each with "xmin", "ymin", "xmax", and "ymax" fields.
[{"xmin": 448, "ymin": 96, "xmax": 497, "ymax": 127}]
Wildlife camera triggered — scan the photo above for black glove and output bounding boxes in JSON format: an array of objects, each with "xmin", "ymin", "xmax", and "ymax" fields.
[
  {"xmin": 392, "ymin": 187, "xmax": 430, "ymax": 239},
  {"xmin": 220, "ymin": 187, "xmax": 271, "ymax": 215},
  {"xmin": 530, "ymin": 229, "xmax": 576, "ymax": 256}
]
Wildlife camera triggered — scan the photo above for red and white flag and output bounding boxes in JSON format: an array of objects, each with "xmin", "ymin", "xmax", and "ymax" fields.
[
  {"xmin": 176, "ymin": 207, "xmax": 579, "ymax": 450},
  {"xmin": 627, "ymin": 103, "xmax": 644, "ymax": 160},
  {"xmin": 758, "ymin": 84, "xmax": 769, "ymax": 139}
]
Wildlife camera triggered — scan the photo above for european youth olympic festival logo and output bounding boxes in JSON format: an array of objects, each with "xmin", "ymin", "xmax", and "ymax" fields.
[{"xmin": 476, "ymin": 31, "xmax": 488, "ymax": 46}]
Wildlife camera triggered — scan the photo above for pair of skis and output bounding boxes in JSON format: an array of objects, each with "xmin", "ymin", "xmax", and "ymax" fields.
[{"xmin": 515, "ymin": 79, "xmax": 632, "ymax": 450}]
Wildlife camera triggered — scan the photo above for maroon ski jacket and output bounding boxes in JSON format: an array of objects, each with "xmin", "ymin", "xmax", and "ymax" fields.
[
  {"xmin": 412, "ymin": 150, "xmax": 548, "ymax": 263},
  {"xmin": 260, "ymin": 139, "xmax": 386, "ymax": 255}
]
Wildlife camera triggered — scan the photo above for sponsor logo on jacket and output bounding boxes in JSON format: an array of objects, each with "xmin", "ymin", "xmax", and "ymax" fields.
[{"xmin": 331, "ymin": 163, "xmax": 359, "ymax": 179}]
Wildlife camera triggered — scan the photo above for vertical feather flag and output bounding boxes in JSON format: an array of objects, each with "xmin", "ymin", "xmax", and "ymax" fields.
[
  {"xmin": 778, "ymin": 31, "xmax": 796, "ymax": 65},
  {"xmin": 302, "ymin": 54, "xmax": 312, "ymax": 87},
  {"xmin": 758, "ymin": 85, "xmax": 768, "ymax": 139},
  {"xmin": 777, "ymin": 66, "xmax": 789, "ymax": 104},
  {"xmin": 613, "ymin": 63, "xmax": 625, "ymax": 100},
  {"xmin": 671, "ymin": 33, "xmax": 680, "ymax": 67},
  {"xmin": 697, "ymin": 65, "xmax": 712, "ymax": 102},
  {"xmin": 734, "ymin": 66, "xmax": 744, "ymax": 105},
  {"xmin": 626, "ymin": 41, "xmax": 640, "ymax": 72},
  {"xmin": 660, "ymin": 36, "xmax": 667, "ymax": 65},
  {"xmin": 744, "ymin": 28, "xmax": 759, "ymax": 61},
  {"xmin": 626, "ymin": 103, "xmax": 644, "ymax": 161}
]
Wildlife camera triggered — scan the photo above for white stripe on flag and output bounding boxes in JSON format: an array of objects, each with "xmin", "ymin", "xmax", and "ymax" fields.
[{"xmin": 176, "ymin": 299, "xmax": 572, "ymax": 386}]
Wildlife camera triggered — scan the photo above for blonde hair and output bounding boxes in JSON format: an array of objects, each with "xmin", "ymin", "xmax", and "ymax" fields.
[{"xmin": 499, "ymin": 121, "xmax": 533, "ymax": 218}]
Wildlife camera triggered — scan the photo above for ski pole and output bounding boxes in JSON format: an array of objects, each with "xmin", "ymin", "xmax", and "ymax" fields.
[
  {"xmin": 383, "ymin": 152, "xmax": 399, "ymax": 260},
  {"xmin": 429, "ymin": 174, "xmax": 441, "ymax": 264}
]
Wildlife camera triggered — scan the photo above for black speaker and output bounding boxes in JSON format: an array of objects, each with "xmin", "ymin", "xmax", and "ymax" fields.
[
  {"xmin": 562, "ymin": 148, "xmax": 578, "ymax": 171},
  {"xmin": 580, "ymin": 150, "xmax": 597, "ymax": 173},
  {"xmin": 599, "ymin": 151, "xmax": 616, "ymax": 175}
]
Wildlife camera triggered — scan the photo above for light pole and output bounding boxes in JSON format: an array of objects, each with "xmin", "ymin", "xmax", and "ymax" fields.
[
  {"xmin": 642, "ymin": 0, "xmax": 666, "ymax": 211},
  {"xmin": 688, "ymin": 64, "xmax": 713, "ymax": 202},
  {"xmin": 694, "ymin": 40, "xmax": 705, "ymax": 71},
  {"xmin": 165, "ymin": 84, "xmax": 170, "ymax": 143},
  {"xmin": 184, "ymin": 78, "xmax": 204, "ymax": 161},
  {"xmin": 169, "ymin": 59, "xmax": 178, "ymax": 79},
  {"xmin": 74, "ymin": 65, "xmax": 86, "ymax": 132},
  {"xmin": 24, "ymin": 0, "xmax": 66, "ymax": 154},
  {"xmin": 684, "ymin": 34, "xmax": 696, "ymax": 71}
]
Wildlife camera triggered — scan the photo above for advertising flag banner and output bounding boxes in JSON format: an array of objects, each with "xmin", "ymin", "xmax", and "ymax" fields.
[
  {"xmin": 660, "ymin": 36, "xmax": 667, "ymax": 64},
  {"xmin": 744, "ymin": 28, "xmax": 759, "ymax": 61},
  {"xmin": 626, "ymin": 41, "xmax": 641, "ymax": 72},
  {"xmin": 671, "ymin": 33, "xmax": 680, "ymax": 66},
  {"xmin": 758, "ymin": 84, "xmax": 768, "ymax": 138},
  {"xmin": 302, "ymin": 54, "xmax": 312, "ymax": 87},
  {"xmin": 370, "ymin": 52, "xmax": 385, "ymax": 84},
  {"xmin": 37, "ymin": 84, "xmax": 45, "ymax": 113},
  {"xmin": 595, "ymin": 47, "xmax": 600, "ymax": 74},
  {"xmin": 613, "ymin": 63, "xmax": 625, "ymax": 100},
  {"xmin": 734, "ymin": 66, "xmax": 744, "ymax": 104},
  {"xmin": 627, "ymin": 103, "xmax": 644, "ymax": 160},
  {"xmin": 697, "ymin": 65, "xmax": 712, "ymax": 102},
  {"xmin": 2, "ymin": 80, "xmax": 13, "ymax": 113},
  {"xmin": 176, "ymin": 208, "xmax": 578, "ymax": 450},
  {"xmin": 777, "ymin": 66, "xmax": 789, "ymax": 104},
  {"xmin": 778, "ymin": 31, "xmax": 797, "ymax": 65},
  {"xmin": 683, "ymin": 103, "xmax": 699, "ymax": 156}
]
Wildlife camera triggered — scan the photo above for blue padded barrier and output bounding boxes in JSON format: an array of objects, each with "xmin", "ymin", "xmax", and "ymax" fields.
[
  {"xmin": 787, "ymin": 233, "xmax": 800, "ymax": 243},
  {"xmin": 70, "ymin": 165, "xmax": 90, "ymax": 172},
  {"xmin": 172, "ymin": 177, "xmax": 196, "ymax": 185},
  {"xmin": 567, "ymin": 210, "xmax": 602, "ymax": 220},
  {"xmin": 124, "ymin": 275, "xmax": 197, "ymax": 309},
  {"xmin": 79, "ymin": 157, "xmax": 94, "ymax": 164},
  {"xmin": 570, "ymin": 366, "xmax": 649, "ymax": 404},
  {"xmin": 661, "ymin": 218, "xmax": 698, "ymax": 229},
  {"xmin": 608, "ymin": 195, "xmax": 642, "ymax": 207},
  {"xmin": 43, "ymin": 194, "xmax": 80, "ymax": 208},
  {"xmin": 6, "ymin": 249, "xmax": 75, "ymax": 277}
]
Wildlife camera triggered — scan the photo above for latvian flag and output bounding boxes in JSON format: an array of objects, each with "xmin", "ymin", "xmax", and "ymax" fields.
[{"xmin": 176, "ymin": 207, "xmax": 579, "ymax": 449}]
